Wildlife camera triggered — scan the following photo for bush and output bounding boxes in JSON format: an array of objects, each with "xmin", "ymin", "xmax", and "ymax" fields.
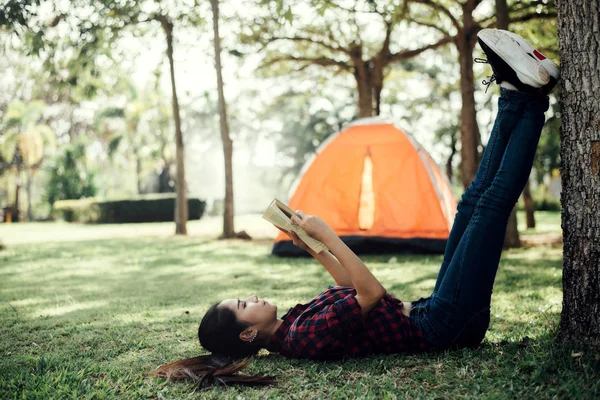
[
  {"xmin": 534, "ymin": 197, "xmax": 561, "ymax": 212},
  {"xmin": 53, "ymin": 193, "xmax": 206, "ymax": 223},
  {"xmin": 46, "ymin": 143, "xmax": 97, "ymax": 206}
]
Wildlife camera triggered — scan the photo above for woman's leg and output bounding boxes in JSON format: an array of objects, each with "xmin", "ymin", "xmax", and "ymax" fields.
[
  {"xmin": 432, "ymin": 28, "xmax": 559, "ymax": 296},
  {"xmin": 425, "ymin": 90, "xmax": 550, "ymax": 348},
  {"xmin": 432, "ymin": 93, "xmax": 523, "ymax": 296}
]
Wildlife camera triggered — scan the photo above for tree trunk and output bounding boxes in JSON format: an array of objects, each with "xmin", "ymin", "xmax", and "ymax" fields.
[
  {"xmin": 210, "ymin": 0, "xmax": 235, "ymax": 238},
  {"xmin": 522, "ymin": 178, "xmax": 535, "ymax": 228},
  {"xmin": 372, "ymin": 57, "xmax": 384, "ymax": 116},
  {"xmin": 495, "ymin": 0, "xmax": 521, "ymax": 247},
  {"xmin": 503, "ymin": 207, "xmax": 521, "ymax": 248},
  {"xmin": 446, "ymin": 134, "xmax": 457, "ymax": 182},
  {"xmin": 495, "ymin": 0, "xmax": 509, "ymax": 30},
  {"xmin": 557, "ymin": 0, "xmax": 600, "ymax": 347},
  {"xmin": 14, "ymin": 161, "xmax": 21, "ymax": 223},
  {"xmin": 25, "ymin": 165, "xmax": 33, "ymax": 222},
  {"xmin": 355, "ymin": 75, "xmax": 375, "ymax": 117},
  {"xmin": 353, "ymin": 50, "xmax": 375, "ymax": 118},
  {"xmin": 135, "ymin": 154, "xmax": 142, "ymax": 194},
  {"xmin": 457, "ymin": 32, "xmax": 480, "ymax": 189},
  {"xmin": 161, "ymin": 18, "xmax": 188, "ymax": 235}
]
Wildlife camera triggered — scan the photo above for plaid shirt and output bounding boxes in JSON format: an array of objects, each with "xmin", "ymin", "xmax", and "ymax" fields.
[{"xmin": 266, "ymin": 286, "xmax": 425, "ymax": 360}]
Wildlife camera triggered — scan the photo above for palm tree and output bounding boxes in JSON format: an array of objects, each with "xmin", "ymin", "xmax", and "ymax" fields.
[
  {"xmin": 1, "ymin": 100, "xmax": 55, "ymax": 221},
  {"xmin": 94, "ymin": 87, "xmax": 150, "ymax": 194}
]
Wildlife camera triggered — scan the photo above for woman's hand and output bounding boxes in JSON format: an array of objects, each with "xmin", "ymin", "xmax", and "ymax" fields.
[
  {"xmin": 290, "ymin": 211, "xmax": 336, "ymax": 244},
  {"xmin": 278, "ymin": 228, "xmax": 313, "ymax": 253}
]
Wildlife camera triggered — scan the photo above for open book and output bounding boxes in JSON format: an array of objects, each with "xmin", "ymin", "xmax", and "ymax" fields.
[{"xmin": 262, "ymin": 199, "xmax": 328, "ymax": 254}]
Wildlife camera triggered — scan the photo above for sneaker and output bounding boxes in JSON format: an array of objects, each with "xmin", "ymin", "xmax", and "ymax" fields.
[
  {"xmin": 477, "ymin": 29, "xmax": 549, "ymax": 94},
  {"xmin": 501, "ymin": 30, "xmax": 560, "ymax": 94}
]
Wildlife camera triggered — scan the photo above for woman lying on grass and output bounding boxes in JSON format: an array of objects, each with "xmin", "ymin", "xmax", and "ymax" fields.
[{"xmin": 155, "ymin": 29, "xmax": 560, "ymax": 387}]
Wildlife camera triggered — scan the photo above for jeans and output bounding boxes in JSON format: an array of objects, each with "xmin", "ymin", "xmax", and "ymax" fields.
[{"xmin": 409, "ymin": 89, "xmax": 550, "ymax": 350}]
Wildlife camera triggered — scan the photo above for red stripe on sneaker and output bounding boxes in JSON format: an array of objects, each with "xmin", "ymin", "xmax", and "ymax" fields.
[{"xmin": 533, "ymin": 50, "xmax": 547, "ymax": 60}]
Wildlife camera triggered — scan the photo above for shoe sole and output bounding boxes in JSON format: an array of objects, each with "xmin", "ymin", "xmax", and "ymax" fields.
[
  {"xmin": 501, "ymin": 30, "xmax": 560, "ymax": 79},
  {"xmin": 478, "ymin": 29, "xmax": 549, "ymax": 87}
]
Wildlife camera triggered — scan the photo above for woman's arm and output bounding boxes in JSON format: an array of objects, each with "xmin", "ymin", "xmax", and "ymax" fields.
[
  {"xmin": 283, "ymin": 230, "xmax": 353, "ymax": 287},
  {"xmin": 291, "ymin": 212, "xmax": 386, "ymax": 318}
]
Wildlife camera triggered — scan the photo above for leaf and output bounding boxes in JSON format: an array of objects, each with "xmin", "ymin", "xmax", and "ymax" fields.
[
  {"xmin": 108, "ymin": 135, "xmax": 124, "ymax": 157},
  {"xmin": 0, "ymin": 132, "xmax": 20, "ymax": 163}
]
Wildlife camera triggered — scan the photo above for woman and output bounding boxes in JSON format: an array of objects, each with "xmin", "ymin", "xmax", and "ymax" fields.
[{"xmin": 155, "ymin": 29, "xmax": 559, "ymax": 385}]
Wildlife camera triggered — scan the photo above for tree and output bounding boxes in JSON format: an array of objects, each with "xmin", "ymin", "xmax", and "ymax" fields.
[
  {"xmin": 408, "ymin": 0, "xmax": 557, "ymax": 189},
  {"xmin": 46, "ymin": 0, "xmax": 205, "ymax": 234},
  {"xmin": 46, "ymin": 141, "xmax": 97, "ymax": 206},
  {"xmin": 210, "ymin": 0, "xmax": 235, "ymax": 238},
  {"xmin": 1, "ymin": 100, "xmax": 55, "ymax": 221},
  {"xmin": 94, "ymin": 84, "xmax": 155, "ymax": 195},
  {"xmin": 244, "ymin": 0, "xmax": 451, "ymax": 118},
  {"xmin": 495, "ymin": 0, "xmax": 520, "ymax": 248},
  {"xmin": 557, "ymin": 0, "xmax": 600, "ymax": 347}
]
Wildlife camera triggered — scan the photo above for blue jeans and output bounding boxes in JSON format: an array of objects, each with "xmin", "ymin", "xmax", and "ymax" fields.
[{"xmin": 409, "ymin": 89, "xmax": 550, "ymax": 350}]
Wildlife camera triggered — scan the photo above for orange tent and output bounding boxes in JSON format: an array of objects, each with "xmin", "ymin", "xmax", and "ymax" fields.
[{"xmin": 273, "ymin": 117, "xmax": 457, "ymax": 256}]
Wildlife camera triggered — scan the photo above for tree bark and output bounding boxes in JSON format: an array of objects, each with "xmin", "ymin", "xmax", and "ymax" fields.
[
  {"xmin": 557, "ymin": 0, "xmax": 600, "ymax": 347},
  {"xmin": 25, "ymin": 165, "xmax": 32, "ymax": 222},
  {"xmin": 495, "ymin": 0, "xmax": 509, "ymax": 30},
  {"xmin": 135, "ymin": 154, "xmax": 142, "ymax": 194},
  {"xmin": 522, "ymin": 179, "xmax": 535, "ymax": 228},
  {"xmin": 457, "ymin": 31, "xmax": 480, "ymax": 189},
  {"xmin": 210, "ymin": 0, "xmax": 235, "ymax": 238},
  {"xmin": 354, "ymin": 62, "xmax": 375, "ymax": 118},
  {"xmin": 503, "ymin": 207, "xmax": 521, "ymax": 248},
  {"xmin": 495, "ymin": 0, "xmax": 521, "ymax": 248},
  {"xmin": 160, "ymin": 17, "xmax": 188, "ymax": 235},
  {"xmin": 446, "ymin": 134, "xmax": 457, "ymax": 183},
  {"xmin": 14, "ymin": 161, "xmax": 21, "ymax": 223}
]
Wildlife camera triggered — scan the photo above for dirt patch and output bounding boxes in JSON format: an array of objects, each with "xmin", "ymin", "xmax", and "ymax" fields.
[{"xmin": 521, "ymin": 233, "xmax": 563, "ymax": 248}]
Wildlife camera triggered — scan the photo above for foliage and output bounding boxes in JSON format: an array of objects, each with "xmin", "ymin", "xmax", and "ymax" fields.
[
  {"xmin": 262, "ymin": 88, "xmax": 355, "ymax": 184},
  {"xmin": 535, "ymin": 96, "xmax": 561, "ymax": 184},
  {"xmin": 52, "ymin": 193, "xmax": 206, "ymax": 223},
  {"xmin": 0, "ymin": 215, "xmax": 598, "ymax": 398},
  {"xmin": 0, "ymin": 0, "xmax": 45, "ymax": 54},
  {"xmin": 45, "ymin": 143, "xmax": 97, "ymax": 206},
  {"xmin": 0, "ymin": 100, "xmax": 55, "ymax": 167}
]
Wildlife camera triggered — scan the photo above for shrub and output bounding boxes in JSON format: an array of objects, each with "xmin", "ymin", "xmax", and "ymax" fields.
[
  {"xmin": 53, "ymin": 193, "xmax": 206, "ymax": 223},
  {"xmin": 534, "ymin": 197, "xmax": 561, "ymax": 212},
  {"xmin": 46, "ymin": 143, "xmax": 97, "ymax": 206}
]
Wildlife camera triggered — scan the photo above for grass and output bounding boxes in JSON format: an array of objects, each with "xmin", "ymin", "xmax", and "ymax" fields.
[{"xmin": 1, "ymin": 211, "xmax": 598, "ymax": 399}]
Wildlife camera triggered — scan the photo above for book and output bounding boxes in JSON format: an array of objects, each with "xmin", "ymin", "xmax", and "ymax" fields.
[{"xmin": 262, "ymin": 199, "xmax": 329, "ymax": 254}]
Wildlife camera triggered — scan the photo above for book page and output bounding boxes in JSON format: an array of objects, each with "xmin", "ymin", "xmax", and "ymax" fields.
[
  {"xmin": 262, "ymin": 201, "xmax": 328, "ymax": 254},
  {"xmin": 262, "ymin": 203, "xmax": 293, "ymax": 231}
]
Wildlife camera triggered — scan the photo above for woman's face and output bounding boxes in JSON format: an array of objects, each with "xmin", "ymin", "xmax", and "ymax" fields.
[{"xmin": 219, "ymin": 295, "xmax": 278, "ymax": 327}]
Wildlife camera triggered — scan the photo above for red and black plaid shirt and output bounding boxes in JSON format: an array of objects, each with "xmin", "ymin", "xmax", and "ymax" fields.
[{"xmin": 266, "ymin": 286, "xmax": 425, "ymax": 360}]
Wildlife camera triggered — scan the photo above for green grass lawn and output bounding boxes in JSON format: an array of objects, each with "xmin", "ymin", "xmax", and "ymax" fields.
[{"xmin": 1, "ymin": 212, "xmax": 598, "ymax": 399}]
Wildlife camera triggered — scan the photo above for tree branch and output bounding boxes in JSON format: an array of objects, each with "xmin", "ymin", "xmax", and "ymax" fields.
[
  {"xmin": 327, "ymin": 0, "xmax": 380, "ymax": 14},
  {"xmin": 263, "ymin": 35, "xmax": 350, "ymax": 55},
  {"xmin": 509, "ymin": 11, "xmax": 557, "ymax": 24},
  {"xmin": 407, "ymin": 17, "xmax": 452, "ymax": 39},
  {"xmin": 410, "ymin": 0, "xmax": 461, "ymax": 31},
  {"xmin": 508, "ymin": 0, "xmax": 552, "ymax": 14},
  {"xmin": 387, "ymin": 36, "xmax": 453, "ymax": 63},
  {"xmin": 261, "ymin": 55, "xmax": 352, "ymax": 71}
]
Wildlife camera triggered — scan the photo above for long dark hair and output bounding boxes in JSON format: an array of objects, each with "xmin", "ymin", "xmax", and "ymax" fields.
[
  {"xmin": 198, "ymin": 302, "xmax": 259, "ymax": 358},
  {"xmin": 153, "ymin": 302, "xmax": 275, "ymax": 388}
]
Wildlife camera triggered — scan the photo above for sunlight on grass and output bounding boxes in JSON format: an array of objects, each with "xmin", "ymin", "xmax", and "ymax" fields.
[
  {"xmin": 1, "ymin": 217, "xmax": 598, "ymax": 399},
  {"xmin": 35, "ymin": 300, "xmax": 110, "ymax": 318}
]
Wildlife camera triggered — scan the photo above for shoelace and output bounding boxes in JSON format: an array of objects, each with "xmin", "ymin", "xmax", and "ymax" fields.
[{"xmin": 474, "ymin": 57, "xmax": 496, "ymax": 93}]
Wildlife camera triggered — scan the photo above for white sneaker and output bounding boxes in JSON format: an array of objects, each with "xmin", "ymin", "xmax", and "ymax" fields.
[
  {"xmin": 501, "ymin": 30, "xmax": 560, "ymax": 94},
  {"xmin": 477, "ymin": 29, "xmax": 550, "ymax": 94},
  {"xmin": 502, "ymin": 30, "xmax": 560, "ymax": 80}
]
